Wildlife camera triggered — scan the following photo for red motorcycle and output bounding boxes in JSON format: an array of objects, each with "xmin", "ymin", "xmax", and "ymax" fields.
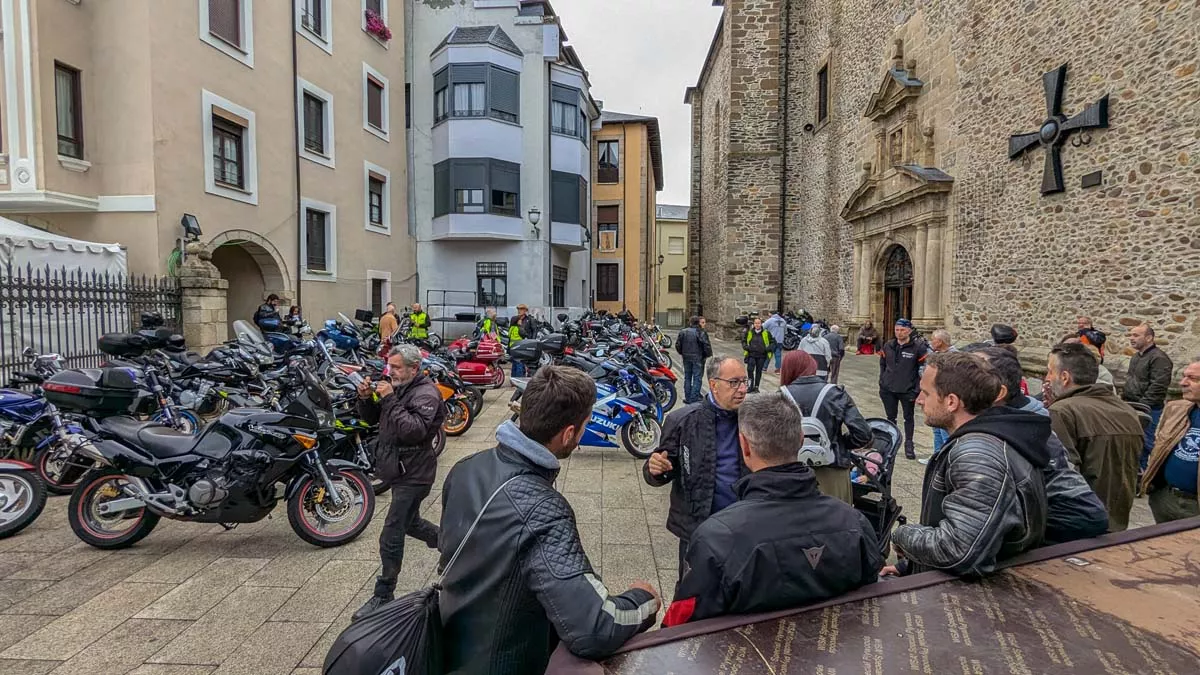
[{"xmin": 442, "ymin": 335, "xmax": 506, "ymax": 388}]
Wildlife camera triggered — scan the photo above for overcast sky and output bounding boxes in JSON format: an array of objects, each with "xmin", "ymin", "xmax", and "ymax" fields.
[{"xmin": 554, "ymin": 0, "xmax": 723, "ymax": 206}]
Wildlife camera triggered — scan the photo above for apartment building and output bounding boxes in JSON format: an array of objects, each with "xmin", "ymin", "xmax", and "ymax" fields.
[
  {"xmin": 406, "ymin": 0, "xmax": 597, "ymax": 320},
  {"xmin": 592, "ymin": 111, "xmax": 663, "ymax": 320},
  {"xmin": 0, "ymin": 0, "xmax": 414, "ymax": 331},
  {"xmin": 654, "ymin": 204, "xmax": 688, "ymax": 328}
]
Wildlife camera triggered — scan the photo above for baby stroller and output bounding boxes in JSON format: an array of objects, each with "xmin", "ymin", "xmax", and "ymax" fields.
[{"xmin": 848, "ymin": 418, "xmax": 906, "ymax": 557}]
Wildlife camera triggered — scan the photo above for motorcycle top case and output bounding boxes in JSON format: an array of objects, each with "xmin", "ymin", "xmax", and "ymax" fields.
[
  {"xmin": 508, "ymin": 339, "xmax": 543, "ymax": 364},
  {"xmin": 472, "ymin": 336, "xmax": 504, "ymax": 362},
  {"xmin": 538, "ymin": 333, "xmax": 567, "ymax": 356},
  {"xmin": 42, "ymin": 368, "xmax": 140, "ymax": 415},
  {"xmin": 98, "ymin": 332, "xmax": 149, "ymax": 357}
]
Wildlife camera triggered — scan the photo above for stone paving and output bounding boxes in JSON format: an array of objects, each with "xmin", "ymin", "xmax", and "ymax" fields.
[{"xmin": 0, "ymin": 339, "xmax": 1153, "ymax": 674}]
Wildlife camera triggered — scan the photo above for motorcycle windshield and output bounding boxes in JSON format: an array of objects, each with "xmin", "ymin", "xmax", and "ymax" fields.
[{"xmin": 232, "ymin": 320, "xmax": 267, "ymax": 346}]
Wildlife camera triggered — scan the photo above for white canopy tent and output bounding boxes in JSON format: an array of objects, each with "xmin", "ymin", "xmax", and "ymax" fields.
[{"xmin": 0, "ymin": 217, "xmax": 128, "ymax": 374}]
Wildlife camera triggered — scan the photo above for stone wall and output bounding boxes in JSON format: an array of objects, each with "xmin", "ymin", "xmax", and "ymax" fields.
[{"xmin": 692, "ymin": 0, "xmax": 1200, "ymax": 369}]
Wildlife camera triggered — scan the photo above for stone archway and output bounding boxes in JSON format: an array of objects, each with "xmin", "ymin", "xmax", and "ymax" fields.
[{"xmin": 207, "ymin": 230, "xmax": 292, "ymax": 335}]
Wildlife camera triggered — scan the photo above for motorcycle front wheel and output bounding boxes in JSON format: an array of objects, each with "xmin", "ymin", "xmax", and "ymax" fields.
[
  {"xmin": 620, "ymin": 413, "xmax": 662, "ymax": 460},
  {"xmin": 433, "ymin": 427, "xmax": 447, "ymax": 457},
  {"xmin": 783, "ymin": 334, "xmax": 801, "ymax": 351},
  {"xmin": 34, "ymin": 444, "xmax": 92, "ymax": 495},
  {"xmin": 660, "ymin": 335, "xmax": 673, "ymax": 349},
  {"xmin": 0, "ymin": 468, "xmax": 47, "ymax": 539},
  {"xmin": 151, "ymin": 409, "xmax": 200, "ymax": 435},
  {"xmin": 68, "ymin": 470, "xmax": 161, "ymax": 549},
  {"xmin": 443, "ymin": 399, "xmax": 474, "ymax": 437},
  {"xmin": 653, "ymin": 378, "xmax": 678, "ymax": 412},
  {"xmin": 463, "ymin": 385, "xmax": 485, "ymax": 418},
  {"xmin": 287, "ymin": 468, "xmax": 375, "ymax": 548}
]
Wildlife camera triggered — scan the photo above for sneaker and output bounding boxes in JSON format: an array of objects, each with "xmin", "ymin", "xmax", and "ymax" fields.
[
  {"xmin": 352, "ymin": 594, "xmax": 393, "ymax": 622},
  {"xmin": 904, "ymin": 448, "xmax": 917, "ymax": 460}
]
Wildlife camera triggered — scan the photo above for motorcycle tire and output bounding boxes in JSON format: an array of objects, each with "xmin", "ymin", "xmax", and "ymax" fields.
[
  {"xmin": 370, "ymin": 475, "xmax": 389, "ymax": 496},
  {"xmin": 69, "ymin": 469, "xmax": 161, "ymax": 549},
  {"xmin": 443, "ymin": 399, "xmax": 474, "ymax": 437},
  {"xmin": 463, "ymin": 385, "xmax": 485, "ymax": 419},
  {"xmin": 662, "ymin": 351, "xmax": 675, "ymax": 370},
  {"xmin": 433, "ymin": 427, "xmax": 447, "ymax": 457},
  {"xmin": 151, "ymin": 409, "xmax": 201, "ymax": 435},
  {"xmin": 34, "ymin": 445, "xmax": 91, "ymax": 495},
  {"xmin": 783, "ymin": 334, "xmax": 801, "ymax": 351},
  {"xmin": 653, "ymin": 378, "xmax": 678, "ymax": 413},
  {"xmin": 287, "ymin": 468, "xmax": 375, "ymax": 548},
  {"xmin": 491, "ymin": 365, "xmax": 506, "ymax": 389},
  {"xmin": 0, "ymin": 467, "xmax": 48, "ymax": 539},
  {"xmin": 660, "ymin": 336, "xmax": 673, "ymax": 349},
  {"xmin": 620, "ymin": 413, "xmax": 662, "ymax": 460}
]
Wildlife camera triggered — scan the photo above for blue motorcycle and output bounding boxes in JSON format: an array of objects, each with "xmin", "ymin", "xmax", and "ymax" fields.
[
  {"xmin": 0, "ymin": 349, "xmax": 89, "ymax": 494},
  {"xmin": 508, "ymin": 368, "xmax": 663, "ymax": 459}
]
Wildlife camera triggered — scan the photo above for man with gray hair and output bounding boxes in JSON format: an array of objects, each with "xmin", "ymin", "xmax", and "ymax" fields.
[
  {"xmin": 662, "ymin": 392, "xmax": 881, "ymax": 626},
  {"xmin": 826, "ymin": 325, "xmax": 846, "ymax": 383},
  {"xmin": 353, "ymin": 343, "xmax": 446, "ymax": 620}
]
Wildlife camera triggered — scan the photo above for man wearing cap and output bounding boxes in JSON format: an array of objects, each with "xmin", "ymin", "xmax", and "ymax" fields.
[
  {"xmin": 509, "ymin": 304, "xmax": 533, "ymax": 377},
  {"xmin": 880, "ymin": 318, "xmax": 927, "ymax": 460}
]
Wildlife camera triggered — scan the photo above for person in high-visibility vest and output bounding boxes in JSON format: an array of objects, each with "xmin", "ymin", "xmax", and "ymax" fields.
[
  {"xmin": 743, "ymin": 317, "xmax": 771, "ymax": 393},
  {"xmin": 509, "ymin": 304, "xmax": 530, "ymax": 377},
  {"xmin": 408, "ymin": 303, "xmax": 430, "ymax": 340},
  {"xmin": 478, "ymin": 306, "xmax": 498, "ymax": 338}
]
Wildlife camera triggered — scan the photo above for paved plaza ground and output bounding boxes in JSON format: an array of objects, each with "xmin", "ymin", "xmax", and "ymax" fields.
[{"xmin": 0, "ymin": 339, "xmax": 1153, "ymax": 674}]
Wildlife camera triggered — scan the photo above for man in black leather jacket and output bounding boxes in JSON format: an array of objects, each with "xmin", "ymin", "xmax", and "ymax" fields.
[
  {"xmin": 675, "ymin": 316, "xmax": 713, "ymax": 404},
  {"xmin": 662, "ymin": 393, "xmax": 880, "ymax": 626},
  {"xmin": 439, "ymin": 366, "xmax": 659, "ymax": 674},
  {"xmin": 353, "ymin": 344, "xmax": 446, "ymax": 620},
  {"xmin": 252, "ymin": 293, "xmax": 282, "ymax": 332},
  {"xmin": 887, "ymin": 352, "xmax": 1049, "ymax": 577}
]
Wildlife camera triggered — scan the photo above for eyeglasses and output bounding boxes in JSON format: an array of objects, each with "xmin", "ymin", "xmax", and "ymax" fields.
[{"xmin": 712, "ymin": 377, "xmax": 750, "ymax": 390}]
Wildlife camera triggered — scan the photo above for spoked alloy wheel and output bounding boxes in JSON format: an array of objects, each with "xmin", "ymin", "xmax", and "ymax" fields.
[
  {"xmin": 653, "ymin": 379, "xmax": 678, "ymax": 412},
  {"xmin": 34, "ymin": 445, "xmax": 92, "ymax": 495},
  {"xmin": 0, "ymin": 468, "xmax": 47, "ymax": 538},
  {"xmin": 463, "ymin": 386, "xmax": 485, "ymax": 418},
  {"xmin": 68, "ymin": 470, "xmax": 160, "ymax": 549},
  {"xmin": 620, "ymin": 412, "xmax": 662, "ymax": 459},
  {"xmin": 151, "ymin": 409, "xmax": 200, "ymax": 435},
  {"xmin": 287, "ymin": 468, "xmax": 375, "ymax": 547},
  {"xmin": 443, "ymin": 398, "xmax": 474, "ymax": 437}
]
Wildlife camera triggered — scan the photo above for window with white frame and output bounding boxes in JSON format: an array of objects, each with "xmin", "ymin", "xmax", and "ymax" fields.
[
  {"xmin": 363, "ymin": 63, "xmax": 389, "ymax": 140},
  {"xmin": 296, "ymin": 0, "xmax": 332, "ymax": 52},
  {"xmin": 202, "ymin": 90, "xmax": 258, "ymax": 205},
  {"xmin": 301, "ymin": 197, "xmax": 337, "ymax": 279},
  {"xmin": 200, "ymin": 0, "xmax": 254, "ymax": 68},
  {"xmin": 364, "ymin": 161, "xmax": 391, "ymax": 233},
  {"xmin": 297, "ymin": 78, "xmax": 334, "ymax": 167},
  {"xmin": 362, "ymin": 0, "xmax": 389, "ymax": 41}
]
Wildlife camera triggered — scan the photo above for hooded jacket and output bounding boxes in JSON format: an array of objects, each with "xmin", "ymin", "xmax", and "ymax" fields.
[
  {"xmin": 799, "ymin": 335, "xmax": 832, "ymax": 377},
  {"xmin": 663, "ymin": 463, "xmax": 880, "ymax": 626},
  {"xmin": 893, "ymin": 406, "xmax": 1049, "ymax": 577},
  {"xmin": 439, "ymin": 422, "xmax": 658, "ymax": 674}
]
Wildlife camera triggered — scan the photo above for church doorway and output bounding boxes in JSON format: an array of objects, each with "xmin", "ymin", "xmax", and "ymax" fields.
[{"xmin": 882, "ymin": 244, "xmax": 913, "ymax": 329}]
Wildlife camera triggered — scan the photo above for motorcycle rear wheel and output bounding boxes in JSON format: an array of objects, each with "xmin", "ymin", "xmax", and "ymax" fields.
[
  {"xmin": 620, "ymin": 413, "xmax": 662, "ymax": 460},
  {"xmin": 463, "ymin": 385, "xmax": 485, "ymax": 418},
  {"xmin": 443, "ymin": 399, "xmax": 474, "ymax": 437},
  {"xmin": 432, "ymin": 427, "xmax": 447, "ymax": 457},
  {"xmin": 287, "ymin": 468, "xmax": 375, "ymax": 548},
  {"xmin": 0, "ymin": 468, "xmax": 47, "ymax": 539},
  {"xmin": 653, "ymin": 378, "xmax": 678, "ymax": 412},
  {"xmin": 34, "ymin": 445, "xmax": 91, "ymax": 495},
  {"xmin": 69, "ymin": 470, "xmax": 160, "ymax": 549}
]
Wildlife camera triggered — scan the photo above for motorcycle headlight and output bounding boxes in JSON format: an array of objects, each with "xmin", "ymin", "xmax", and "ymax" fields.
[{"xmin": 316, "ymin": 409, "xmax": 334, "ymax": 428}]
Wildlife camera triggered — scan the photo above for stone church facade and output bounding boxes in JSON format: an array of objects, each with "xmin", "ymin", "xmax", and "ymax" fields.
[{"xmin": 687, "ymin": 0, "xmax": 1199, "ymax": 369}]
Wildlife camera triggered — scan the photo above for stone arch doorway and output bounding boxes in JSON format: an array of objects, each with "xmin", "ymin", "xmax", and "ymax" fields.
[
  {"xmin": 207, "ymin": 230, "xmax": 292, "ymax": 336},
  {"xmin": 878, "ymin": 244, "xmax": 913, "ymax": 330}
]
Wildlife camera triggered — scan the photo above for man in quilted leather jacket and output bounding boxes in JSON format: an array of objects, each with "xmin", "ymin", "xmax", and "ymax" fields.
[
  {"xmin": 438, "ymin": 366, "xmax": 660, "ymax": 674},
  {"xmin": 886, "ymin": 352, "xmax": 1049, "ymax": 577}
]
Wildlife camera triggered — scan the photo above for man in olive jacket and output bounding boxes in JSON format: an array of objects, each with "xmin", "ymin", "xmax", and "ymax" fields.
[{"xmin": 1046, "ymin": 342, "xmax": 1143, "ymax": 532}]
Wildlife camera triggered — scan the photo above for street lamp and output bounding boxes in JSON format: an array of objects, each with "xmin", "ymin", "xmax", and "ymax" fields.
[
  {"xmin": 527, "ymin": 207, "xmax": 542, "ymax": 238},
  {"xmin": 658, "ymin": 254, "xmax": 665, "ymax": 265}
]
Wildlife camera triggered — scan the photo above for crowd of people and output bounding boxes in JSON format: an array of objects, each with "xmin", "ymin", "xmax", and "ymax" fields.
[{"xmin": 334, "ymin": 305, "xmax": 1196, "ymax": 675}]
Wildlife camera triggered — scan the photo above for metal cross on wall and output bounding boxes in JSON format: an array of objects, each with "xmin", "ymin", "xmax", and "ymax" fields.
[{"xmin": 1008, "ymin": 64, "xmax": 1109, "ymax": 195}]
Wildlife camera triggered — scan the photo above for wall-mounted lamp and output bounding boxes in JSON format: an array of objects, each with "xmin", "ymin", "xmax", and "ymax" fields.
[
  {"xmin": 180, "ymin": 214, "xmax": 202, "ymax": 241},
  {"xmin": 802, "ymin": 123, "xmax": 815, "ymax": 133},
  {"xmin": 528, "ymin": 207, "xmax": 542, "ymax": 238},
  {"xmin": 658, "ymin": 254, "xmax": 665, "ymax": 265}
]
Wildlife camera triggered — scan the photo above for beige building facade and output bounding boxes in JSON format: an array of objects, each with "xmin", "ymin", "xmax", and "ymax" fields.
[
  {"xmin": 0, "ymin": 0, "xmax": 414, "ymax": 333},
  {"xmin": 591, "ymin": 111, "xmax": 662, "ymax": 319},
  {"xmin": 687, "ymin": 0, "xmax": 1200, "ymax": 375},
  {"xmin": 654, "ymin": 204, "xmax": 688, "ymax": 328}
]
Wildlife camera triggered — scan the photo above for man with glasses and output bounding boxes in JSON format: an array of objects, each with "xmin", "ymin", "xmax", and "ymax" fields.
[{"xmin": 644, "ymin": 356, "xmax": 749, "ymax": 585}]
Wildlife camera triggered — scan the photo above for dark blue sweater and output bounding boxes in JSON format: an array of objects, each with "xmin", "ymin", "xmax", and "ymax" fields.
[{"xmin": 710, "ymin": 395, "xmax": 741, "ymax": 513}]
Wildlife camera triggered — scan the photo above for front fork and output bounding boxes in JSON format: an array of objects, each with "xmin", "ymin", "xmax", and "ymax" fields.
[{"xmin": 304, "ymin": 451, "xmax": 345, "ymax": 507}]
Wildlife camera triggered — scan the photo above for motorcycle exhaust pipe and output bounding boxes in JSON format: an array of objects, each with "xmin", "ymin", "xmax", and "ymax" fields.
[{"xmin": 63, "ymin": 433, "xmax": 108, "ymax": 465}]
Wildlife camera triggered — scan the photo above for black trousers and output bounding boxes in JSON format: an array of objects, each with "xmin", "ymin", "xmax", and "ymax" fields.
[
  {"xmin": 375, "ymin": 482, "xmax": 439, "ymax": 597},
  {"xmin": 880, "ymin": 390, "xmax": 917, "ymax": 451},
  {"xmin": 745, "ymin": 356, "xmax": 767, "ymax": 391}
]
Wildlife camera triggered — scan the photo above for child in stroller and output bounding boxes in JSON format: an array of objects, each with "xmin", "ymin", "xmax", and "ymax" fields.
[{"xmin": 848, "ymin": 418, "xmax": 906, "ymax": 557}]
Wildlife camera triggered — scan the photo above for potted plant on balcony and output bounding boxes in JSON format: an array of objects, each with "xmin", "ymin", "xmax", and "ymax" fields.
[{"xmin": 364, "ymin": 9, "xmax": 392, "ymax": 42}]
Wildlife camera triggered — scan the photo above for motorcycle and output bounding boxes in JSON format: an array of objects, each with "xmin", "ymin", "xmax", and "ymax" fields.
[
  {"xmin": 0, "ymin": 459, "xmax": 47, "ymax": 538},
  {"xmin": 47, "ymin": 359, "xmax": 376, "ymax": 549},
  {"xmin": 441, "ymin": 335, "xmax": 506, "ymax": 389}
]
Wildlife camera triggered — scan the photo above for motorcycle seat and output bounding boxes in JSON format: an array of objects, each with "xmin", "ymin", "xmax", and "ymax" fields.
[{"xmin": 99, "ymin": 416, "xmax": 196, "ymax": 458}]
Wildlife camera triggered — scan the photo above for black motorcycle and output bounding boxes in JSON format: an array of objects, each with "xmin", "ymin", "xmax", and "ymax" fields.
[{"xmin": 45, "ymin": 358, "xmax": 375, "ymax": 549}]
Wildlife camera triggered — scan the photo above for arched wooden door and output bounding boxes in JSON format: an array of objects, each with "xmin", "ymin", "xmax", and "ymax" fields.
[{"xmin": 882, "ymin": 245, "xmax": 913, "ymax": 329}]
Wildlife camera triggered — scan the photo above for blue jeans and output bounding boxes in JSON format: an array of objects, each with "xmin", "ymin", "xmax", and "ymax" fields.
[
  {"xmin": 683, "ymin": 358, "xmax": 704, "ymax": 404},
  {"xmin": 1141, "ymin": 405, "xmax": 1163, "ymax": 469},
  {"xmin": 512, "ymin": 360, "xmax": 526, "ymax": 378},
  {"xmin": 772, "ymin": 343, "xmax": 783, "ymax": 370},
  {"xmin": 933, "ymin": 427, "xmax": 948, "ymax": 454}
]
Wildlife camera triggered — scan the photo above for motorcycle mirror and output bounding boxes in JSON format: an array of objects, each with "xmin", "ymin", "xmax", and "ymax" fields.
[
  {"xmin": 324, "ymin": 340, "xmax": 336, "ymax": 352},
  {"xmin": 22, "ymin": 346, "xmax": 35, "ymax": 358}
]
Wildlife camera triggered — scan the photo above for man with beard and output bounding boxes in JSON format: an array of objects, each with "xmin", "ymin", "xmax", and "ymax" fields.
[
  {"xmin": 353, "ymin": 344, "xmax": 446, "ymax": 620},
  {"xmin": 884, "ymin": 352, "xmax": 1048, "ymax": 577}
]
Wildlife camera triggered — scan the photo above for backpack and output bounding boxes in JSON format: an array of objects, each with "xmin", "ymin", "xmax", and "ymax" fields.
[
  {"xmin": 323, "ymin": 475, "xmax": 521, "ymax": 675},
  {"xmin": 780, "ymin": 383, "xmax": 838, "ymax": 467}
]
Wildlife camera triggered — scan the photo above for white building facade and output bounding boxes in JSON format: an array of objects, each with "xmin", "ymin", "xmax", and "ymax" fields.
[{"xmin": 406, "ymin": 0, "xmax": 597, "ymax": 325}]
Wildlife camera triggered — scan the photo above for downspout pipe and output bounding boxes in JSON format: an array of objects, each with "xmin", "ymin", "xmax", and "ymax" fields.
[
  {"xmin": 777, "ymin": 0, "xmax": 791, "ymax": 314},
  {"xmin": 291, "ymin": 21, "xmax": 303, "ymax": 307}
]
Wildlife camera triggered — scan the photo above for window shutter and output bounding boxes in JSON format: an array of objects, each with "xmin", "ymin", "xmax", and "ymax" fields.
[
  {"xmin": 434, "ymin": 161, "xmax": 450, "ymax": 217},
  {"xmin": 596, "ymin": 205, "xmax": 618, "ymax": 225},
  {"xmin": 433, "ymin": 68, "xmax": 449, "ymax": 92},
  {"xmin": 367, "ymin": 79, "xmax": 384, "ymax": 129},
  {"xmin": 451, "ymin": 64, "xmax": 487, "ymax": 84},
  {"xmin": 454, "ymin": 160, "xmax": 486, "ymax": 191},
  {"xmin": 209, "ymin": 0, "xmax": 241, "ymax": 47},
  {"xmin": 489, "ymin": 160, "xmax": 520, "ymax": 195},
  {"xmin": 550, "ymin": 171, "xmax": 579, "ymax": 224},
  {"xmin": 488, "ymin": 67, "xmax": 519, "ymax": 120},
  {"xmin": 577, "ymin": 176, "xmax": 588, "ymax": 227},
  {"xmin": 551, "ymin": 84, "xmax": 577, "ymax": 104}
]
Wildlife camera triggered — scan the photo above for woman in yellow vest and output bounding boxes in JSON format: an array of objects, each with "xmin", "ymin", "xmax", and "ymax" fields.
[{"xmin": 743, "ymin": 316, "xmax": 771, "ymax": 393}]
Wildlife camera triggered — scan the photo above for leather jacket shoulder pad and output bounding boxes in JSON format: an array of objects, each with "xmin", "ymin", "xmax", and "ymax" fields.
[{"xmin": 507, "ymin": 476, "xmax": 593, "ymax": 580}]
